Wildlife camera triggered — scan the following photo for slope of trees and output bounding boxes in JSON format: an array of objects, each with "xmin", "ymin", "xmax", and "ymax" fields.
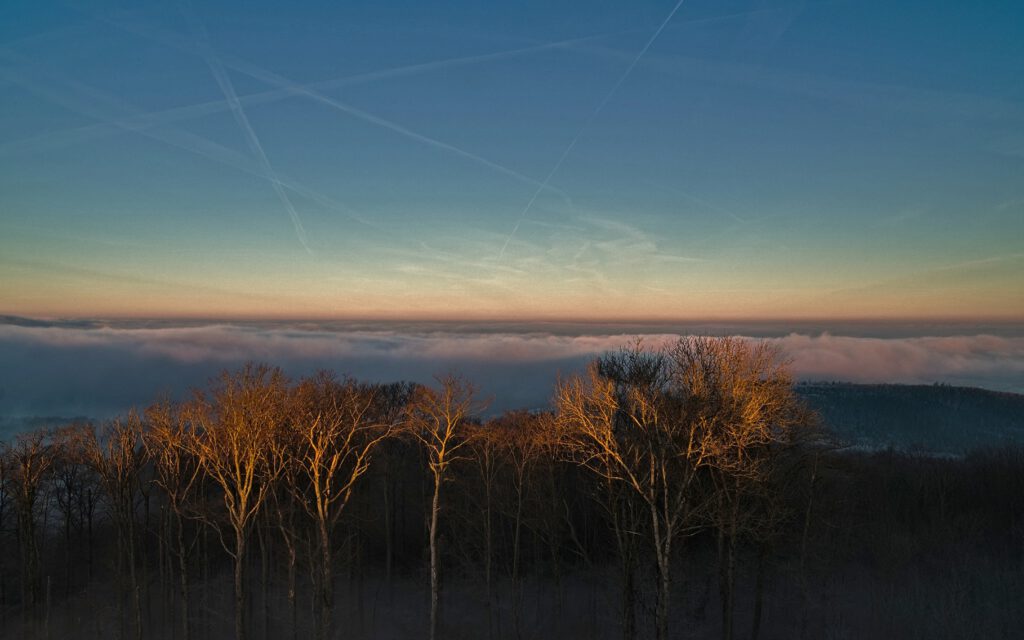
[
  {"xmin": 797, "ymin": 382, "xmax": 1024, "ymax": 453},
  {"xmin": 0, "ymin": 338, "xmax": 1021, "ymax": 639}
]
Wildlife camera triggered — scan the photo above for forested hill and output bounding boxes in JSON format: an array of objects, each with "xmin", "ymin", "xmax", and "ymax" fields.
[{"xmin": 797, "ymin": 382, "xmax": 1024, "ymax": 454}]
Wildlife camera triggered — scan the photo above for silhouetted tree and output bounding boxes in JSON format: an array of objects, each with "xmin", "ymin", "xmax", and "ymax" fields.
[
  {"xmin": 145, "ymin": 401, "xmax": 202, "ymax": 640},
  {"xmin": 83, "ymin": 415, "xmax": 147, "ymax": 640},
  {"xmin": 405, "ymin": 374, "xmax": 484, "ymax": 640},
  {"xmin": 3, "ymin": 430, "xmax": 56, "ymax": 614}
]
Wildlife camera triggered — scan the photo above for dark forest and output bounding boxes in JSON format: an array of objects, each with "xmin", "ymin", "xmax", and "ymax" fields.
[{"xmin": 1, "ymin": 337, "xmax": 1021, "ymax": 640}]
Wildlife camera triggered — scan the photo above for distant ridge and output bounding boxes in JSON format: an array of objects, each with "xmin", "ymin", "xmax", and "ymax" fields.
[
  {"xmin": 0, "ymin": 315, "xmax": 101, "ymax": 329},
  {"xmin": 797, "ymin": 382, "xmax": 1024, "ymax": 454}
]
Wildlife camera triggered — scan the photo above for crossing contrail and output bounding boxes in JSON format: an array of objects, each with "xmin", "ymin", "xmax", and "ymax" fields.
[
  {"xmin": 0, "ymin": 47, "xmax": 378, "ymax": 237},
  {"xmin": 497, "ymin": 0, "xmax": 687, "ymax": 259},
  {"xmin": 0, "ymin": 28, "xmax": 619, "ymax": 161},
  {"xmin": 75, "ymin": 15, "xmax": 632, "ymax": 203},
  {"xmin": 184, "ymin": 5, "xmax": 313, "ymax": 254},
  {"xmin": 204, "ymin": 52, "xmax": 313, "ymax": 254}
]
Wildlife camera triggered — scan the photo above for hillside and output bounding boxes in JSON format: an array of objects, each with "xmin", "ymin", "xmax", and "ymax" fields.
[{"xmin": 797, "ymin": 382, "xmax": 1024, "ymax": 454}]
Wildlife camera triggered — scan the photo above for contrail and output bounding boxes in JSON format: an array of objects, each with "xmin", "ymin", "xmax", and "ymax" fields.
[
  {"xmin": 643, "ymin": 179, "xmax": 746, "ymax": 224},
  {"xmin": 0, "ymin": 28, "xmax": 622, "ymax": 160},
  {"xmin": 497, "ymin": 0, "xmax": 687, "ymax": 259},
  {"xmin": 0, "ymin": 48, "xmax": 378, "ymax": 235},
  {"xmin": 75, "ymin": 15, "xmax": 633, "ymax": 203},
  {"xmin": 222, "ymin": 57, "xmax": 573, "ymax": 202},
  {"xmin": 181, "ymin": 2, "xmax": 312, "ymax": 253},
  {"xmin": 205, "ymin": 55, "xmax": 313, "ymax": 254}
]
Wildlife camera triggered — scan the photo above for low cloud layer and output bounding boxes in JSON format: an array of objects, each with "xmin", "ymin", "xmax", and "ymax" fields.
[{"xmin": 0, "ymin": 322, "xmax": 1021, "ymax": 423}]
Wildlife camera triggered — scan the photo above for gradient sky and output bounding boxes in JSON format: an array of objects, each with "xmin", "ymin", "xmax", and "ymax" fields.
[{"xmin": 1, "ymin": 0, "xmax": 1022, "ymax": 321}]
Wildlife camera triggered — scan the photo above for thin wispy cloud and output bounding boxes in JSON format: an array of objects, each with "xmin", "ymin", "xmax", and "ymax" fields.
[
  {"xmin": 0, "ymin": 29, "xmax": 619, "ymax": 162},
  {"xmin": 572, "ymin": 41, "xmax": 1024, "ymax": 125},
  {"xmin": 497, "ymin": 0, "xmax": 687, "ymax": 259},
  {"xmin": 827, "ymin": 253, "xmax": 1024, "ymax": 297},
  {"xmin": 579, "ymin": 215, "xmax": 706, "ymax": 264},
  {"xmin": 79, "ymin": 14, "xmax": 600, "ymax": 207},
  {"xmin": 3, "ymin": 1, "xmax": 1021, "ymax": 321},
  {"xmin": 644, "ymin": 179, "xmax": 747, "ymax": 225},
  {"xmin": 0, "ymin": 47, "xmax": 376, "ymax": 238},
  {"xmin": 185, "ymin": 7, "xmax": 313, "ymax": 254}
]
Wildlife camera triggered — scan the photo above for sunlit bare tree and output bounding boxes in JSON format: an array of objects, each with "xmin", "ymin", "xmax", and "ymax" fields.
[
  {"xmin": 288, "ymin": 372, "xmax": 394, "ymax": 640},
  {"xmin": 557, "ymin": 344, "xmax": 713, "ymax": 640},
  {"xmin": 405, "ymin": 374, "xmax": 485, "ymax": 640},
  {"xmin": 667, "ymin": 336, "xmax": 812, "ymax": 640},
  {"xmin": 182, "ymin": 364, "xmax": 288, "ymax": 640}
]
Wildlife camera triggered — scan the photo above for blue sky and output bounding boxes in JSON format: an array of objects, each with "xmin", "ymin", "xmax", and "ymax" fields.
[{"xmin": 1, "ymin": 0, "xmax": 1022, "ymax": 319}]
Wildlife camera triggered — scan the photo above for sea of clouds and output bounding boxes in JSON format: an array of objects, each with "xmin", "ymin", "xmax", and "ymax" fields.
[{"xmin": 0, "ymin": 319, "xmax": 1021, "ymax": 424}]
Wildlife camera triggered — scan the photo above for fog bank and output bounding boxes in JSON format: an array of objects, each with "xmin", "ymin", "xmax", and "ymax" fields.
[{"xmin": 1, "ymin": 320, "xmax": 1021, "ymax": 425}]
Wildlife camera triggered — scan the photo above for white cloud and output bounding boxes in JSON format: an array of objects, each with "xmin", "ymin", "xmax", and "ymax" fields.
[{"xmin": 0, "ymin": 323, "xmax": 1021, "ymax": 421}]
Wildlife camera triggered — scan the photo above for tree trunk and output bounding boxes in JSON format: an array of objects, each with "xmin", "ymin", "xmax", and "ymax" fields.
[
  {"xmin": 20, "ymin": 507, "xmax": 39, "ymax": 612},
  {"xmin": 176, "ymin": 514, "xmax": 190, "ymax": 640},
  {"xmin": 719, "ymin": 522, "xmax": 737, "ymax": 640},
  {"xmin": 751, "ymin": 544, "xmax": 767, "ymax": 640},
  {"xmin": 87, "ymin": 491, "xmax": 95, "ymax": 582},
  {"xmin": 64, "ymin": 503, "xmax": 73, "ymax": 598},
  {"xmin": 141, "ymin": 490, "xmax": 151, "ymax": 634},
  {"xmin": 384, "ymin": 477, "xmax": 394, "ymax": 591},
  {"xmin": 611, "ymin": 490, "xmax": 638, "ymax": 640},
  {"xmin": 799, "ymin": 455, "xmax": 818, "ymax": 640},
  {"xmin": 158, "ymin": 510, "xmax": 166, "ymax": 613},
  {"xmin": 115, "ymin": 518, "xmax": 126, "ymax": 640},
  {"xmin": 259, "ymin": 524, "xmax": 270, "ymax": 640},
  {"xmin": 288, "ymin": 543, "xmax": 297, "ymax": 640},
  {"xmin": 483, "ymin": 471, "xmax": 493, "ymax": 639},
  {"xmin": 620, "ymin": 556, "xmax": 636, "ymax": 640},
  {"xmin": 127, "ymin": 513, "xmax": 143, "ymax": 640},
  {"xmin": 429, "ymin": 472, "xmax": 442, "ymax": 640},
  {"xmin": 130, "ymin": 545, "xmax": 143, "ymax": 640},
  {"xmin": 650, "ymin": 502, "xmax": 671, "ymax": 640},
  {"xmin": 511, "ymin": 485, "xmax": 524, "ymax": 637},
  {"xmin": 44, "ymin": 575, "xmax": 51, "ymax": 640},
  {"xmin": 317, "ymin": 520, "xmax": 333, "ymax": 640},
  {"xmin": 655, "ymin": 546, "xmax": 671, "ymax": 640},
  {"xmin": 234, "ymin": 528, "xmax": 248, "ymax": 640}
]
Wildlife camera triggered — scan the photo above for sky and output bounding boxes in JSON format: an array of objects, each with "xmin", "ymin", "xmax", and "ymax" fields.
[{"xmin": 1, "ymin": 0, "xmax": 1022, "ymax": 321}]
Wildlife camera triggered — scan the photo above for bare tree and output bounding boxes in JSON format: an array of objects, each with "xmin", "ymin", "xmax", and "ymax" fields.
[
  {"xmin": 373, "ymin": 381, "xmax": 417, "ymax": 591},
  {"xmin": 667, "ymin": 336, "xmax": 808, "ymax": 640},
  {"xmin": 182, "ymin": 364, "xmax": 288, "ymax": 640},
  {"xmin": 405, "ymin": 374, "xmax": 485, "ymax": 640},
  {"xmin": 145, "ymin": 401, "xmax": 202, "ymax": 640},
  {"xmin": 50, "ymin": 424, "xmax": 92, "ymax": 597},
  {"xmin": 465, "ymin": 416, "xmax": 503, "ymax": 633},
  {"xmin": 556, "ymin": 344, "xmax": 713, "ymax": 640},
  {"xmin": 82, "ymin": 414, "xmax": 147, "ymax": 640},
  {"xmin": 288, "ymin": 373, "xmax": 394, "ymax": 640},
  {"xmin": 492, "ymin": 410, "xmax": 546, "ymax": 631},
  {"xmin": 2, "ymin": 429, "xmax": 55, "ymax": 614},
  {"xmin": 267, "ymin": 433, "xmax": 303, "ymax": 640}
]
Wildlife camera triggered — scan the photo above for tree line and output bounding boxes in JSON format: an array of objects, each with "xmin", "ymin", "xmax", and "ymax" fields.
[{"xmin": 1, "ymin": 336, "xmax": 1020, "ymax": 640}]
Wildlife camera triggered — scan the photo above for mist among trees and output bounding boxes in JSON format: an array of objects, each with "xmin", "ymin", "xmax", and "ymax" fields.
[{"xmin": 0, "ymin": 336, "xmax": 1020, "ymax": 639}]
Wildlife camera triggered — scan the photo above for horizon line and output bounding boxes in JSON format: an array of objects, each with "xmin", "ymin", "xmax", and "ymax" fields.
[{"xmin": 3, "ymin": 311, "xmax": 1023, "ymax": 327}]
